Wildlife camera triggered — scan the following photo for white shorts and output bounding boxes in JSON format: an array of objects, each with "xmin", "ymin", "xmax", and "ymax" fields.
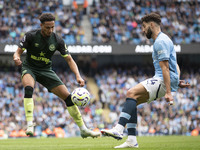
[{"xmin": 141, "ymin": 77, "xmax": 166, "ymax": 103}]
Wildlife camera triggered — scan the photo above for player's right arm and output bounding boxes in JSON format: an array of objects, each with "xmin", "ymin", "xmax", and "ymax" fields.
[
  {"xmin": 13, "ymin": 32, "xmax": 32, "ymax": 66},
  {"xmin": 13, "ymin": 47, "xmax": 23, "ymax": 66}
]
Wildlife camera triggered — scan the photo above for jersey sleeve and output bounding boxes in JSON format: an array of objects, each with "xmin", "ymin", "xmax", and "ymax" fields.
[
  {"xmin": 154, "ymin": 40, "xmax": 170, "ymax": 61},
  {"xmin": 18, "ymin": 32, "xmax": 32, "ymax": 51},
  {"xmin": 57, "ymin": 37, "xmax": 69, "ymax": 57}
]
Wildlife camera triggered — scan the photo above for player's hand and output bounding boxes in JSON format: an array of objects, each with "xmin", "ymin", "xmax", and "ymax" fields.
[
  {"xmin": 13, "ymin": 57, "xmax": 22, "ymax": 66},
  {"xmin": 76, "ymin": 76, "xmax": 85, "ymax": 87},
  {"xmin": 179, "ymin": 80, "xmax": 190, "ymax": 88},
  {"xmin": 165, "ymin": 93, "xmax": 174, "ymax": 106}
]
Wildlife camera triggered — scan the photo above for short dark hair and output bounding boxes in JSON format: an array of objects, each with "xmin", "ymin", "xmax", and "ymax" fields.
[
  {"xmin": 141, "ymin": 12, "xmax": 161, "ymax": 25},
  {"xmin": 39, "ymin": 13, "xmax": 55, "ymax": 23}
]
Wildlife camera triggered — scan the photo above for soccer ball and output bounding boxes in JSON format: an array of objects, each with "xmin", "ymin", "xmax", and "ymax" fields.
[{"xmin": 71, "ymin": 87, "xmax": 90, "ymax": 106}]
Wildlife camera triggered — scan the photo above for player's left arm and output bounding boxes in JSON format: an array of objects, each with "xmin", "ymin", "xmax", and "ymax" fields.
[
  {"xmin": 159, "ymin": 60, "xmax": 174, "ymax": 104},
  {"xmin": 64, "ymin": 55, "xmax": 85, "ymax": 87},
  {"xmin": 57, "ymin": 37, "xmax": 85, "ymax": 87},
  {"xmin": 155, "ymin": 41, "xmax": 173, "ymax": 104}
]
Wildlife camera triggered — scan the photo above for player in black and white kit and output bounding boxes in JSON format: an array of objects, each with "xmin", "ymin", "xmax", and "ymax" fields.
[{"xmin": 13, "ymin": 13, "xmax": 100, "ymax": 138}]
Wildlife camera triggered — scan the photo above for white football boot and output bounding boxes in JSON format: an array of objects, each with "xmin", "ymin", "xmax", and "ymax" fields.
[
  {"xmin": 26, "ymin": 123, "xmax": 35, "ymax": 136},
  {"xmin": 101, "ymin": 128, "xmax": 123, "ymax": 140},
  {"xmin": 114, "ymin": 140, "xmax": 139, "ymax": 149},
  {"xmin": 81, "ymin": 129, "xmax": 101, "ymax": 138}
]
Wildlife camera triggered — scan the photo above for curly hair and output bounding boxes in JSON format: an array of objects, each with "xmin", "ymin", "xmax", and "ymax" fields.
[
  {"xmin": 39, "ymin": 13, "xmax": 55, "ymax": 23},
  {"xmin": 141, "ymin": 12, "xmax": 161, "ymax": 25}
]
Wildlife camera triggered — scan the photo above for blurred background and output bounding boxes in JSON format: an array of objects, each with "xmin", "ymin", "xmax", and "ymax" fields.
[{"xmin": 0, "ymin": 0, "xmax": 199, "ymax": 138}]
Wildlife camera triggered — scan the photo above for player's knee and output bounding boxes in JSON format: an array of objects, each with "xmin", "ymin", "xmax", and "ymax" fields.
[
  {"xmin": 64, "ymin": 94, "xmax": 74, "ymax": 107},
  {"xmin": 24, "ymin": 86, "xmax": 33, "ymax": 98},
  {"xmin": 126, "ymin": 88, "xmax": 137, "ymax": 99}
]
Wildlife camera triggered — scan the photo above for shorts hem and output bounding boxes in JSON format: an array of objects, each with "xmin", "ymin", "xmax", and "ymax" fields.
[{"xmin": 48, "ymin": 83, "xmax": 64, "ymax": 92}]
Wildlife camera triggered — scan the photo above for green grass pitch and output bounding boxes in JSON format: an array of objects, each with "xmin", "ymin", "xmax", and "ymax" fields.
[{"xmin": 0, "ymin": 136, "xmax": 199, "ymax": 150}]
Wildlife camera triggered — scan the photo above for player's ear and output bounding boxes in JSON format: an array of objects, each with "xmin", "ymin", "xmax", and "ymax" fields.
[
  {"xmin": 150, "ymin": 22, "xmax": 154, "ymax": 28},
  {"xmin": 150, "ymin": 22, "xmax": 155, "ymax": 29}
]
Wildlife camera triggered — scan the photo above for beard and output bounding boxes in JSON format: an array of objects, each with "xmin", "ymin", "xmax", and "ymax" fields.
[{"xmin": 146, "ymin": 27, "xmax": 152, "ymax": 39}]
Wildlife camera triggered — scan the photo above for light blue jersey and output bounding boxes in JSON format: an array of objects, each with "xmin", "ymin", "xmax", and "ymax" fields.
[{"xmin": 153, "ymin": 32, "xmax": 179, "ymax": 92}]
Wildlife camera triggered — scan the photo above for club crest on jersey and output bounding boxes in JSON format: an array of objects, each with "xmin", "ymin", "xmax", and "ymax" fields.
[
  {"xmin": 35, "ymin": 43, "xmax": 39, "ymax": 47},
  {"xmin": 49, "ymin": 44, "xmax": 56, "ymax": 51}
]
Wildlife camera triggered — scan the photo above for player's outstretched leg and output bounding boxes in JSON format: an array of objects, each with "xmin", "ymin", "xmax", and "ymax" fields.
[
  {"xmin": 67, "ymin": 104, "xmax": 101, "ymax": 138},
  {"xmin": 101, "ymin": 128, "xmax": 123, "ymax": 140}
]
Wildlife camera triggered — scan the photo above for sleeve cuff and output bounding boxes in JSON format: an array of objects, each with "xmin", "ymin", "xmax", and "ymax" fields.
[
  {"xmin": 61, "ymin": 54, "xmax": 69, "ymax": 57},
  {"xmin": 158, "ymin": 57, "xmax": 169, "ymax": 61}
]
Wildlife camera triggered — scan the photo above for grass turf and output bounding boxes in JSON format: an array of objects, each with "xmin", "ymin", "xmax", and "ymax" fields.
[{"xmin": 0, "ymin": 136, "xmax": 199, "ymax": 150}]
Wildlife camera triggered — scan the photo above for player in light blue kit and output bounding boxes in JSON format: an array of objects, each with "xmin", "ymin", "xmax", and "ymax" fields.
[{"xmin": 101, "ymin": 12, "xmax": 190, "ymax": 148}]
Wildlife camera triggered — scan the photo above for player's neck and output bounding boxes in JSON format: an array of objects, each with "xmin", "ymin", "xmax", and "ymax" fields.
[
  {"xmin": 41, "ymin": 30, "xmax": 50, "ymax": 38},
  {"xmin": 41, "ymin": 30, "xmax": 46, "ymax": 37},
  {"xmin": 152, "ymin": 29, "xmax": 161, "ymax": 40}
]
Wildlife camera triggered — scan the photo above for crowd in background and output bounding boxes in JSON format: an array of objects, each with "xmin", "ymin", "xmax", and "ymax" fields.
[
  {"xmin": 0, "ymin": 0, "xmax": 85, "ymax": 45},
  {"xmin": 0, "ymin": 65, "xmax": 199, "ymax": 138},
  {"xmin": 90, "ymin": 0, "xmax": 200, "ymax": 44},
  {"xmin": 0, "ymin": 0, "xmax": 200, "ymax": 45}
]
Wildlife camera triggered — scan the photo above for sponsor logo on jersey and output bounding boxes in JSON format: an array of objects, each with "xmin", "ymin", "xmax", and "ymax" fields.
[
  {"xmin": 49, "ymin": 44, "xmax": 55, "ymax": 51},
  {"xmin": 31, "ymin": 55, "xmax": 50, "ymax": 64}
]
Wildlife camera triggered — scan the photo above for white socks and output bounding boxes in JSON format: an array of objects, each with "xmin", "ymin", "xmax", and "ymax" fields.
[
  {"xmin": 128, "ymin": 135, "xmax": 137, "ymax": 143},
  {"xmin": 80, "ymin": 124, "xmax": 87, "ymax": 131},
  {"xmin": 27, "ymin": 121, "xmax": 33, "ymax": 126},
  {"xmin": 114, "ymin": 124, "xmax": 137, "ymax": 144}
]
